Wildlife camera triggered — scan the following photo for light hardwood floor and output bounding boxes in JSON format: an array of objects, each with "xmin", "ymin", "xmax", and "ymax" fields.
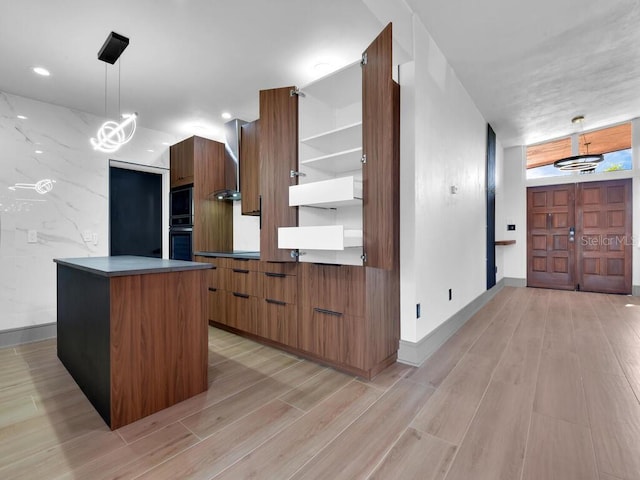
[{"xmin": 1, "ymin": 287, "xmax": 639, "ymax": 479}]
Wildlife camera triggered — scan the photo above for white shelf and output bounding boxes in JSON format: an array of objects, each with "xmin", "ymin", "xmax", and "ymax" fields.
[
  {"xmin": 278, "ymin": 225, "xmax": 363, "ymax": 251},
  {"xmin": 300, "ymin": 61, "xmax": 362, "ymax": 110},
  {"xmin": 301, "ymin": 147, "xmax": 363, "ymax": 173},
  {"xmin": 289, "ymin": 176, "xmax": 362, "ymax": 208},
  {"xmin": 300, "ymin": 122, "xmax": 362, "ymax": 153}
]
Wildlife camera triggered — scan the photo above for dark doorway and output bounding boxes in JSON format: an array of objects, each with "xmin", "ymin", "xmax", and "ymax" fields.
[
  {"xmin": 109, "ymin": 166, "xmax": 162, "ymax": 257},
  {"xmin": 486, "ymin": 124, "xmax": 496, "ymax": 289}
]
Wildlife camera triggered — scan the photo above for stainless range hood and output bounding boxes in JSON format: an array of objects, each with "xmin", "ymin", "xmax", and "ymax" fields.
[{"xmin": 213, "ymin": 118, "xmax": 247, "ymax": 201}]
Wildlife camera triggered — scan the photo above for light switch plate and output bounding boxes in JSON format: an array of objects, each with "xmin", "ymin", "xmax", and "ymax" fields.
[
  {"xmin": 82, "ymin": 230, "xmax": 92, "ymax": 242},
  {"xmin": 27, "ymin": 230, "xmax": 37, "ymax": 243}
]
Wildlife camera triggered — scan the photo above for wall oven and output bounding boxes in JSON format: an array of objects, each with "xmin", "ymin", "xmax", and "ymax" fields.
[{"xmin": 170, "ymin": 186, "xmax": 193, "ymax": 260}]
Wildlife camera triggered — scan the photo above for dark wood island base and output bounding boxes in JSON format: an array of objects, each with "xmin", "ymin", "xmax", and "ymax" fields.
[{"xmin": 55, "ymin": 256, "xmax": 211, "ymax": 429}]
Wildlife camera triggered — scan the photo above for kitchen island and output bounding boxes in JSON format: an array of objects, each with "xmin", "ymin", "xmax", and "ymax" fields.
[{"xmin": 54, "ymin": 256, "xmax": 212, "ymax": 429}]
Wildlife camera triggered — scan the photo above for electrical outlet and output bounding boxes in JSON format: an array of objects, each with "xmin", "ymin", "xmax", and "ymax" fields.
[
  {"xmin": 448, "ymin": 288, "xmax": 452, "ymax": 301},
  {"xmin": 27, "ymin": 230, "xmax": 37, "ymax": 243},
  {"xmin": 507, "ymin": 224, "xmax": 516, "ymax": 231},
  {"xmin": 82, "ymin": 230, "xmax": 92, "ymax": 242},
  {"xmin": 92, "ymin": 233, "xmax": 98, "ymax": 245},
  {"xmin": 416, "ymin": 303, "xmax": 421, "ymax": 318}
]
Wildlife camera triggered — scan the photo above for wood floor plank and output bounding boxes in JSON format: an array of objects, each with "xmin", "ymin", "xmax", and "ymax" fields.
[
  {"xmin": 280, "ymin": 367, "xmax": 354, "ymax": 411},
  {"xmin": 444, "ymin": 380, "xmax": 532, "ymax": 480},
  {"xmin": 582, "ymin": 369, "xmax": 640, "ymax": 427},
  {"xmin": 0, "ymin": 395, "xmax": 38, "ymax": 429},
  {"xmin": 411, "ymin": 353, "xmax": 496, "ymax": 444},
  {"xmin": 610, "ymin": 342, "xmax": 640, "ymax": 400},
  {"xmin": 543, "ymin": 303, "xmax": 575, "ymax": 353},
  {"xmin": 213, "ymin": 381, "xmax": 382, "ymax": 480},
  {"xmin": 534, "ymin": 349, "xmax": 589, "ymax": 426},
  {"xmin": 289, "ymin": 379, "xmax": 435, "ymax": 480},
  {"xmin": 181, "ymin": 361, "xmax": 322, "ymax": 439},
  {"xmin": 358, "ymin": 361, "xmax": 414, "ymax": 391},
  {"xmin": 135, "ymin": 400, "xmax": 303, "ymax": 480},
  {"xmin": 367, "ymin": 428, "xmax": 456, "ymax": 480},
  {"xmin": 521, "ymin": 412, "xmax": 598, "ymax": 480},
  {"xmin": 590, "ymin": 414, "xmax": 640, "ymax": 480}
]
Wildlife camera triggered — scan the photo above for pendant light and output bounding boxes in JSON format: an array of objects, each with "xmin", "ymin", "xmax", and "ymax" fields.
[
  {"xmin": 90, "ymin": 32, "xmax": 138, "ymax": 153},
  {"xmin": 553, "ymin": 116, "xmax": 603, "ymax": 172}
]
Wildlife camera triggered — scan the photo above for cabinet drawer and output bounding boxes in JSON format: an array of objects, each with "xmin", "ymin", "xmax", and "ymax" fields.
[
  {"xmin": 263, "ymin": 273, "xmax": 297, "ymax": 305},
  {"xmin": 298, "ymin": 308, "xmax": 365, "ymax": 370},
  {"xmin": 224, "ymin": 292, "xmax": 258, "ymax": 335},
  {"xmin": 258, "ymin": 299, "xmax": 298, "ymax": 347},
  {"xmin": 225, "ymin": 269, "xmax": 262, "ymax": 297},
  {"xmin": 207, "ymin": 288, "xmax": 225, "ymax": 324},
  {"xmin": 261, "ymin": 262, "xmax": 298, "ymax": 276},
  {"xmin": 300, "ymin": 263, "xmax": 365, "ymax": 316},
  {"xmin": 226, "ymin": 258, "xmax": 260, "ymax": 272}
]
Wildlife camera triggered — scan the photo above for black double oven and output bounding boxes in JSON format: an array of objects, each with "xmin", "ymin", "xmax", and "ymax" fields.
[{"xmin": 169, "ymin": 185, "xmax": 193, "ymax": 261}]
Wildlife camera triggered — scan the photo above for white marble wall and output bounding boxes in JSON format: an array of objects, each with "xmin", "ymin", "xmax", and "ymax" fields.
[{"xmin": 0, "ymin": 91, "xmax": 177, "ymax": 331}]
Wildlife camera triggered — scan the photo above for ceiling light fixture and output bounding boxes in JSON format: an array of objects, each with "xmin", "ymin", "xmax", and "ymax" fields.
[
  {"xmin": 32, "ymin": 66, "xmax": 50, "ymax": 76},
  {"xmin": 554, "ymin": 115, "xmax": 603, "ymax": 173},
  {"xmin": 17, "ymin": 115, "xmax": 27, "ymax": 120},
  {"xmin": 221, "ymin": 112, "xmax": 232, "ymax": 120},
  {"xmin": 90, "ymin": 31, "xmax": 137, "ymax": 153},
  {"xmin": 8, "ymin": 179, "xmax": 55, "ymax": 194}
]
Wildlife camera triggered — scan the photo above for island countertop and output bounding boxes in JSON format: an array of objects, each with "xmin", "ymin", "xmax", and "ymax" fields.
[{"xmin": 53, "ymin": 255, "xmax": 212, "ymax": 277}]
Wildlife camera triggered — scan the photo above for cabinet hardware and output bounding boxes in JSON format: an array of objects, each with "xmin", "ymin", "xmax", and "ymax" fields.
[
  {"xmin": 361, "ymin": 253, "xmax": 367, "ymax": 262},
  {"xmin": 290, "ymin": 88, "xmax": 306, "ymax": 97},
  {"xmin": 266, "ymin": 298, "xmax": 286, "ymax": 306},
  {"xmin": 290, "ymin": 250, "xmax": 306, "ymax": 258},
  {"xmin": 265, "ymin": 272, "xmax": 286, "ymax": 278},
  {"xmin": 233, "ymin": 292, "xmax": 250, "ymax": 299},
  {"xmin": 361, "ymin": 154, "xmax": 367, "ymax": 164},
  {"xmin": 290, "ymin": 170, "xmax": 306, "ymax": 178},
  {"xmin": 232, "ymin": 269, "xmax": 249, "ymax": 274},
  {"xmin": 234, "ymin": 258, "xmax": 250, "ymax": 262},
  {"xmin": 208, "ymin": 287, "xmax": 217, "ymax": 292},
  {"xmin": 313, "ymin": 307, "xmax": 343, "ymax": 317},
  {"xmin": 361, "ymin": 52, "xmax": 368, "ymax": 66}
]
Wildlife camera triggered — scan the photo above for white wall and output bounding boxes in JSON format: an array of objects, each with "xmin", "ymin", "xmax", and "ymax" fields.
[
  {"xmin": 232, "ymin": 202, "xmax": 260, "ymax": 251},
  {"xmin": 0, "ymin": 91, "xmax": 177, "ymax": 332},
  {"xmin": 495, "ymin": 137, "xmax": 506, "ymax": 283},
  {"xmin": 399, "ymin": 16, "xmax": 492, "ymax": 344}
]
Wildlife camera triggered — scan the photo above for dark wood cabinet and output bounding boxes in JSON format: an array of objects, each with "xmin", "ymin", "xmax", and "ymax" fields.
[
  {"xmin": 259, "ymin": 86, "xmax": 299, "ymax": 262},
  {"xmin": 170, "ymin": 139, "xmax": 195, "ymax": 188},
  {"xmin": 225, "ymin": 291, "xmax": 258, "ymax": 334},
  {"xmin": 299, "ymin": 263, "xmax": 365, "ymax": 317},
  {"xmin": 240, "ymin": 120, "xmax": 261, "ymax": 216},
  {"xmin": 259, "ymin": 300, "xmax": 298, "ymax": 347},
  {"xmin": 362, "ymin": 23, "xmax": 399, "ymax": 270}
]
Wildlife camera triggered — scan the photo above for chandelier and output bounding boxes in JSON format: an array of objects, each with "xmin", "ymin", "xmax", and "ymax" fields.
[{"xmin": 553, "ymin": 116, "xmax": 603, "ymax": 172}]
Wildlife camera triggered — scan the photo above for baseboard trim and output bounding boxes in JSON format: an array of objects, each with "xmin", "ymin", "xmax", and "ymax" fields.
[
  {"xmin": 504, "ymin": 277, "xmax": 527, "ymax": 287},
  {"xmin": 0, "ymin": 323, "xmax": 56, "ymax": 348},
  {"xmin": 398, "ymin": 279, "xmax": 506, "ymax": 366}
]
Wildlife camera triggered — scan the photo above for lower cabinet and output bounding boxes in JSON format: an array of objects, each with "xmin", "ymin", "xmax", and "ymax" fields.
[
  {"xmin": 259, "ymin": 299, "xmax": 298, "ymax": 347},
  {"xmin": 225, "ymin": 291, "xmax": 258, "ymax": 335},
  {"xmin": 207, "ymin": 288, "xmax": 225, "ymax": 324}
]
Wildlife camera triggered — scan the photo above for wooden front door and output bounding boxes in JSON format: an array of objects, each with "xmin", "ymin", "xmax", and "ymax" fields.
[
  {"xmin": 527, "ymin": 184, "xmax": 576, "ymax": 290},
  {"xmin": 527, "ymin": 179, "xmax": 632, "ymax": 294},
  {"xmin": 576, "ymin": 179, "xmax": 632, "ymax": 294}
]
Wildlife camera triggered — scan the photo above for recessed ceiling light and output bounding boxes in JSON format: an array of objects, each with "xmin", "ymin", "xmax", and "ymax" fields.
[
  {"xmin": 161, "ymin": 142, "xmax": 170, "ymax": 146},
  {"xmin": 32, "ymin": 67, "xmax": 51, "ymax": 77},
  {"xmin": 35, "ymin": 150, "xmax": 43, "ymax": 154},
  {"xmin": 571, "ymin": 115, "xmax": 585, "ymax": 124},
  {"xmin": 17, "ymin": 115, "xmax": 28, "ymax": 120},
  {"xmin": 146, "ymin": 149, "xmax": 154, "ymax": 153},
  {"xmin": 221, "ymin": 112, "xmax": 232, "ymax": 120},
  {"xmin": 314, "ymin": 62, "xmax": 333, "ymax": 75}
]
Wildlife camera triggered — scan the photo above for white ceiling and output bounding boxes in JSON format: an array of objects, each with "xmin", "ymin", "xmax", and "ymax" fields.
[{"xmin": 1, "ymin": 0, "xmax": 639, "ymax": 147}]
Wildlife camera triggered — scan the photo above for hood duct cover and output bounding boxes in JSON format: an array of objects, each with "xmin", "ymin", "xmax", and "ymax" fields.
[{"xmin": 213, "ymin": 118, "xmax": 247, "ymax": 200}]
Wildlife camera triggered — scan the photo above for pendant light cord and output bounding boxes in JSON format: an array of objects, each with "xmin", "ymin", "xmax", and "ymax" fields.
[
  {"xmin": 104, "ymin": 63, "xmax": 107, "ymax": 118},
  {"xmin": 118, "ymin": 57, "xmax": 121, "ymax": 118}
]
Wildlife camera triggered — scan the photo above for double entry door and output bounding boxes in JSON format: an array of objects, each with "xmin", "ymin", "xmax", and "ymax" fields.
[{"xmin": 527, "ymin": 179, "xmax": 632, "ymax": 294}]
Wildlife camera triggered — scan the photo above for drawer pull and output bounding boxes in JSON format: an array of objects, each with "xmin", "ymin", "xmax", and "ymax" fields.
[
  {"xmin": 313, "ymin": 307, "xmax": 343, "ymax": 317},
  {"xmin": 233, "ymin": 292, "xmax": 250, "ymax": 299},
  {"xmin": 266, "ymin": 298, "xmax": 286, "ymax": 306},
  {"xmin": 208, "ymin": 287, "xmax": 217, "ymax": 292},
  {"xmin": 265, "ymin": 272, "xmax": 286, "ymax": 278},
  {"xmin": 234, "ymin": 258, "xmax": 250, "ymax": 262},
  {"xmin": 232, "ymin": 269, "xmax": 250, "ymax": 274}
]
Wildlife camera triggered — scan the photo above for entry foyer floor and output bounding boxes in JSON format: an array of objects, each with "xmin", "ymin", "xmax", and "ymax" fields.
[{"xmin": 0, "ymin": 287, "xmax": 639, "ymax": 479}]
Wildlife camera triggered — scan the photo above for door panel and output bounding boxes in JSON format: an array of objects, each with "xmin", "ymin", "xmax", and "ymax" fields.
[
  {"xmin": 576, "ymin": 179, "xmax": 632, "ymax": 294},
  {"xmin": 527, "ymin": 184, "xmax": 576, "ymax": 290}
]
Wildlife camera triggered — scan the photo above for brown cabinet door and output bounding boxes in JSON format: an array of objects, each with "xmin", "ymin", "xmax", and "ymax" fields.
[
  {"xmin": 225, "ymin": 291, "xmax": 258, "ymax": 334},
  {"xmin": 240, "ymin": 120, "xmax": 261, "ymax": 215},
  {"xmin": 259, "ymin": 86, "xmax": 298, "ymax": 262},
  {"xmin": 299, "ymin": 263, "xmax": 365, "ymax": 317},
  {"xmin": 362, "ymin": 23, "xmax": 399, "ymax": 270},
  {"xmin": 207, "ymin": 288, "xmax": 225, "ymax": 324},
  {"xmin": 259, "ymin": 299, "xmax": 298, "ymax": 347},
  {"xmin": 576, "ymin": 179, "xmax": 632, "ymax": 294},
  {"xmin": 527, "ymin": 184, "xmax": 576, "ymax": 290},
  {"xmin": 225, "ymin": 268, "xmax": 263, "ymax": 297},
  {"xmin": 263, "ymin": 272, "xmax": 297, "ymax": 304},
  {"xmin": 170, "ymin": 138, "xmax": 194, "ymax": 188}
]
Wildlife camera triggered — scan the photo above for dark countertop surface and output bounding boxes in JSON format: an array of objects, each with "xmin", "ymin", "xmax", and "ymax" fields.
[
  {"xmin": 194, "ymin": 251, "xmax": 261, "ymax": 259},
  {"xmin": 53, "ymin": 255, "xmax": 213, "ymax": 277}
]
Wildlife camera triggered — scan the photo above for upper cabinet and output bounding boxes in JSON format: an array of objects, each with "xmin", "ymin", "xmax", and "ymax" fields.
[
  {"xmin": 170, "ymin": 138, "xmax": 195, "ymax": 188},
  {"xmin": 240, "ymin": 120, "xmax": 261, "ymax": 216},
  {"xmin": 276, "ymin": 23, "xmax": 399, "ymax": 269},
  {"xmin": 259, "ymin": 87, "xmax": 299, "ymax": 262}
]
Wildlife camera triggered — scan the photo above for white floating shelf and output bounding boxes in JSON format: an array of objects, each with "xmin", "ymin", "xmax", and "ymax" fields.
[
  {"xmin": 289, "ymin": 176, "xmax": 362, "ymax": 208},
  {"xmin": 300, "ymin": 122, "xmax": 362, "ymax": 153},
  {"xmin": 301, "ymin": 147, "xmax": 363, "ymax": 173},
  {"xmin": 278, "ymin": 225, "xmax": 363, "ymax": 251}
]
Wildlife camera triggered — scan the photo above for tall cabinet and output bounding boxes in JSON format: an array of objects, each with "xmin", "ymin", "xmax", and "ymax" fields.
[{"xmin": 253, "ymin": 23, "xmax": 400, "ymax": 379}]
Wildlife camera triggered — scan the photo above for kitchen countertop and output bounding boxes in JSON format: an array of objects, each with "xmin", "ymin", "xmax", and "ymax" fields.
[
  {"xmin": 53, "ymin": 255, "xmax": 213, "ymax": 277},
  {"xmin": 194, "ymin": 251, "xmax": 261, "ymax": 259}
]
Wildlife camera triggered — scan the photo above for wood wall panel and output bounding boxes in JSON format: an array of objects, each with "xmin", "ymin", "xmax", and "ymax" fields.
[
  {"xmin": 109, "ymin": 270, "xmax": 208, "ymax": 429},
  {"xmin": 240, "ymin": 120, "xmax": 261, "ymax": 215}
]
